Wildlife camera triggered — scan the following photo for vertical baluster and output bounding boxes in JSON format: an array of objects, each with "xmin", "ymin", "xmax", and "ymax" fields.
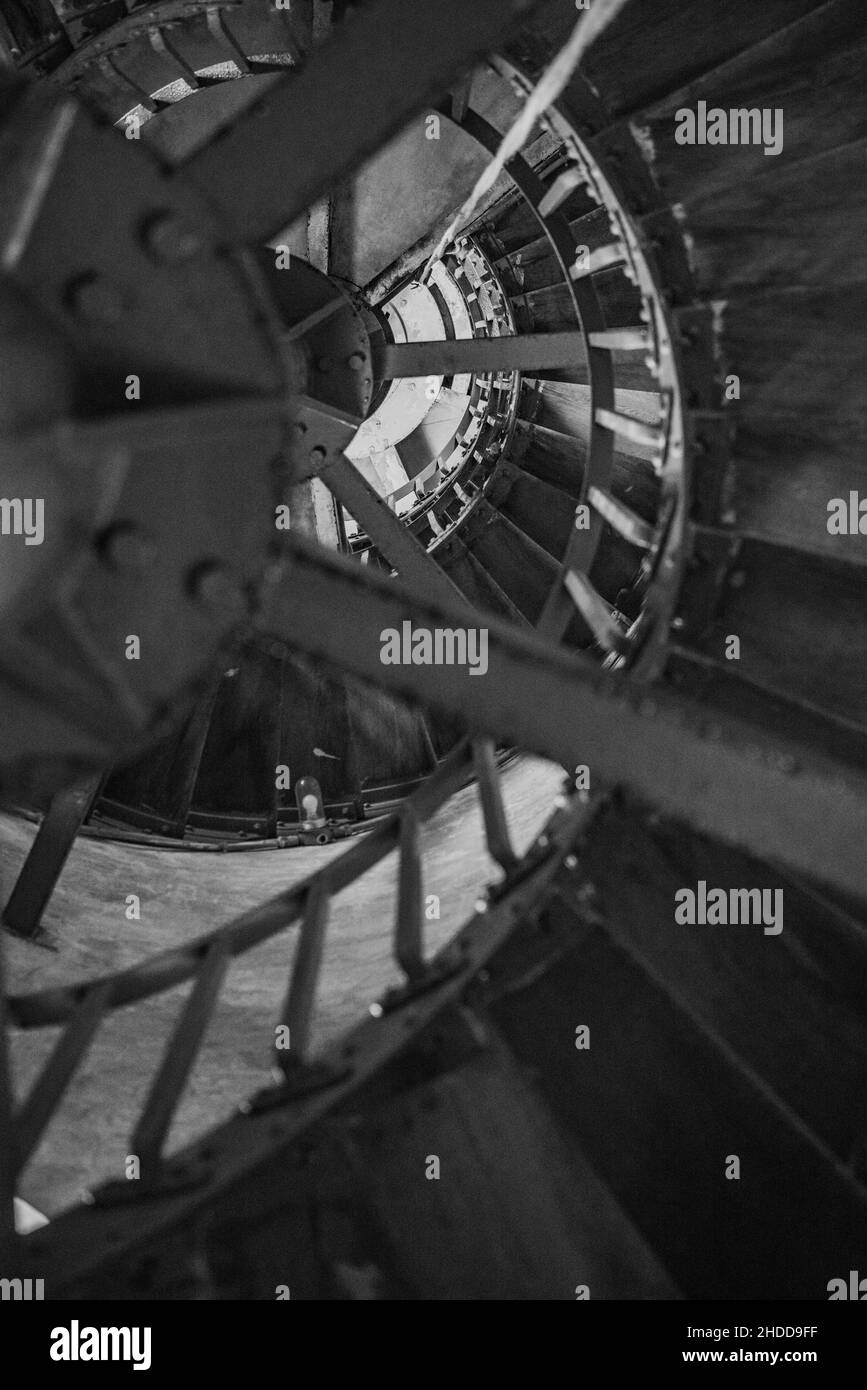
[
  {"xmin": 14, "ymin": 981, "xmax": 111, "ymax": 1172},
  {"xmin": 0, "ymin": 944, "xmax": 17, "ymax": 1264},
  {"xmin": 395, "ymin": 805, "xmax": 425, "ymax": 982},
  {"xmin": 2, "ymin": 773, "xmax": 102, "ymax": 939},
  {"xmin": 274, "ymin": 876, "xmax": 330, "ymax": 1075},
  {"xmin": 130, "ymin": 937, "xmax": 229, "ymax": 1180},
  {"xmin": 472, "ymin": 739, "xmax": 517, "ymax": 871}
]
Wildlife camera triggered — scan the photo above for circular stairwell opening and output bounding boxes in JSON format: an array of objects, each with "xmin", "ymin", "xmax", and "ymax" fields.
[{"xmin": 10, "ymin": 11, "xmax": 696, "ymax": 850}]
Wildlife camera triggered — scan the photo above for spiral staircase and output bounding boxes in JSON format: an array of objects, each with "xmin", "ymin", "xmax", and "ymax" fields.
[{"xmin": 0, "ymin": 0, "xmax": 865, "ymax": 1300}]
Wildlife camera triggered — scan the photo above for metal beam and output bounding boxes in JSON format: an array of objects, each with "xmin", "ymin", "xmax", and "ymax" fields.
[
  {"xmin": 473, "ymin": 739, "xmax": 517, "ymax": 870},
  {"xmin": 180, "ymin": 0, "xmax": 545, "ymax": 243},
  {"xmin": 14, "ymin": 398, "xmax": 292, "ymax": 477},
  {"xmin": 373, "ymin": 332, "xmax": 587, "ymax": 380},
  {"xmin": 130, "ymin": 939, "xmax": 230, "ymax": 1175},
  {"xmin": 275, "ymin": 878, "xmax": 330, "ymax": 1072},
  {"xmin": 2, "ymin": 775, "xmax": 102, "ymax": 940},
  {"xmin": 13, "ymin": 982, "xmax": 111, "ymax": 1172},
  {"xmin": 258, "ymin": 534, "xmax": 867, "ymax": 906},
  {"xmin": 160, "ymin": 666, "xmax": 227, "ymax": 836},
  {"xmin": 320, "ymin": 454, "xmax": 476, "ymax": 614}
]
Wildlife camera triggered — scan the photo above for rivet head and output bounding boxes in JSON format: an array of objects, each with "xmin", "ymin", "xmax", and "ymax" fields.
[
  {"xmin": 309, "ymin": 446, "xmax": 327, "ymax": 469},
  {"xmin": 97, "ymin": 521, "xmax": 156, "ymax": 572},
  {"xmin": 142, "ymin": 212, "xmax": 204, "ymax": 263},
  {"xmin": 189, "ymin": 562, "xmax": 247, "ymax": 621},
  {"xmin": 348, "ymin": 352, "xmax": 366, "ymax": 370}
]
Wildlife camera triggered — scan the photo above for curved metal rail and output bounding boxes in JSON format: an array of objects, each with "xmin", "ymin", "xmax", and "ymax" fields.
[{"xmin": 2, "ymin": 738, "xmax": 576, "ymax": 1242}]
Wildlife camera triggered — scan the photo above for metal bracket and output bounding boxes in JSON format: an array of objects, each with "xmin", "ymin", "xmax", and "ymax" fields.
[
  {"xmin": 373, "ymin": 953, "xmax": 466, "ymax": 1016},
  {"xmin": 88, "ymin": 1155, "xmax": 214, "ymax": 1208},
  {"xmin": 242, "ymin": 1060, "xmax": 354, "ymax": 1114}
]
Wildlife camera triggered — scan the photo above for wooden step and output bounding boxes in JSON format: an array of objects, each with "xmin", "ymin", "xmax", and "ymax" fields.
[
  {"xmin": 664, "ymin": 653, "xmax": 867, "ymax": 780},
  {"xmin": 707, "ymin": 286, "xmax": 867, "ymax": 568},
  {"xmin": 642, "ymin": 1, "xmax": 865, "ymax": 205},
  {"xmin": 582, "ymin": 0, "xmax": 828, "ymax": 122},
  {"xmin": 584, "ymin": 800, "xmax": 867, "ymax": 1176},
  {"xmin": 519, "ymin": 273, "xmax": 644, "ymax": 336},
  {"xmin": 436, "ymin": 538, "xmax": 535, "ymax": 626},
  {"xmin": 486, "ymin": 879, "xmax": 867, "ymax": 1298},
  {"xmin": 497, "ymin": 468, "xmax": 578, "ymax": 561},
  {"xmin": 514, "ymin": 420, "xmax": 661, "ymax": 523},
  {"xmin": 61, "ymin": 0, "xmax": 311, "ymax": 123},
  {"xmin": 335, "ymin": 1017, "xmax": 681, "ymax": 1298},
  {"xmin": 676, "ymin": 538, "xmax": 867, "ymax": 732},
  {"xmin": 462, "ymin": 503, "xmax": 560, "ymax": 623}
]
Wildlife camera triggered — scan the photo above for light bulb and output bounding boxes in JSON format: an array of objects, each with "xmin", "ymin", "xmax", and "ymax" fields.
[{"xmin": 295, "ymin": 775, "xmax": 326, "ymax": 829}]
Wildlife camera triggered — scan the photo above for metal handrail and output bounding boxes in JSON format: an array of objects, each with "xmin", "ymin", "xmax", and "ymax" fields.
[
  {"xmin": 1, "ymin": 734, "xmax": 534, "ymax": 1222},
  {"xmin": 7, "ymin": 741, "xmax": 476, "ymax": 1030}
]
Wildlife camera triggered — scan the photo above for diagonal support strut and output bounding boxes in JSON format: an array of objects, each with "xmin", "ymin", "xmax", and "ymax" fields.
[
  {"xmin": 257, "ymin": 534, "xmax": 867, "ymax": 907},
  {"xmin": 372, "ymin": 332, "xmax": 587, "ymax": 380},
  {"xmin": 180, "ymin": 0, "xmax": 548, "ymax": 244}
]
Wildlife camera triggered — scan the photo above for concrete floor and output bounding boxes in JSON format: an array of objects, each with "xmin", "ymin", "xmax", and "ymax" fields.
[{"xmin": 2, "ymin": 756, "xmax": 563, "ymax": 1218}]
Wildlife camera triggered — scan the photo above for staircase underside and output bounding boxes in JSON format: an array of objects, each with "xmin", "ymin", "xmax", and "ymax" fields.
[{"xmin": 1, "ymin": 0, "xmax": 866, "ymax": 1301}]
